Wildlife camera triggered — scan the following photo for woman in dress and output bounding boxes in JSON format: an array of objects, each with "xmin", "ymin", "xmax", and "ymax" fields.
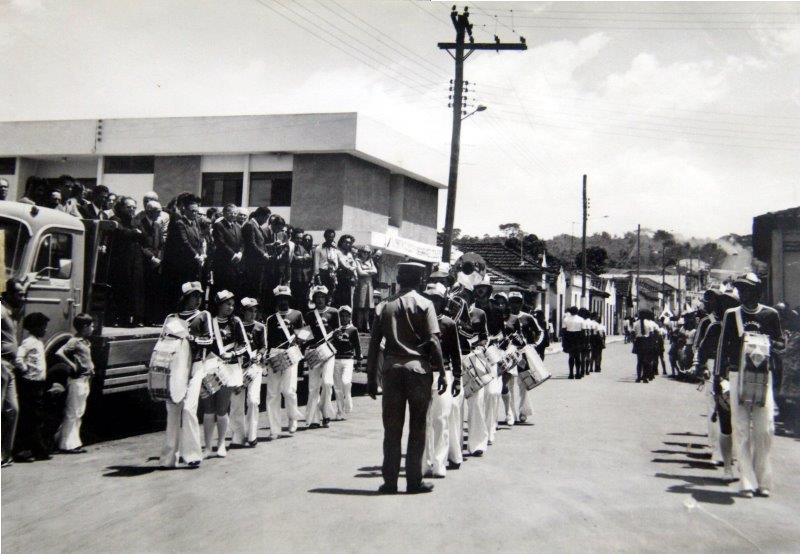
[
  {"xmin": 353, "ymin": 246, "xmax": 378, "ymax": 332},
  {"xmin": 333, "ymin": 235, "xmax": 357, "ymax": 308}
]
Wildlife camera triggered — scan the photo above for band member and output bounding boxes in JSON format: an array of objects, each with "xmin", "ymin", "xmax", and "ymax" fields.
[
  {"xmin": 159, "ymin": 282, "xmax": 211, "ymax": 468},
  {"xmin": 230, "ymin": 298, "xmax": 262, "ymax": 447},
  {"xmin": 632, "ymin": 311, "xmax": 659, "ymax": 383},
  {"xmin": 717, "ymin": 273, "xmax": 784, "ymax": 497},
  {"xmin": 304, "ymin": 285, "xmax": 340, "ymax": 428},
  {"xmin": 264, "ymin": 286, "xmax": 306, "ymax": 436},
  {"xmin": 589, "ymin": 312, "xmax": 605, "ymax": 373},
  {"xmin": 313, "ymin": 229, "xmax": 339, "ymax": 295},
  {"xmin": 366, "ymin": 262, "xmax": 446, "ymax": 494},
  {"xmin": 203, "ymin": 290, "xmax": 251, "ymax": 458},
  {"xmin": 492, "ymin": 292, "xmax": 516, "ymax": 426},
  {"xmin": 562, "ymin": 306, "xmax": 584, "ymax": 379},
  {"xmin": 508, "ymin": 292, "xmax": 543, "ymax": 422},
  {"xmin": 577, "ymin": 308, "xmax": 593, "ymax": 375},
  {"xmin": 331, "ymin": 306, "xmax": 361, "ymax": 420},
  {"xmin": 422, "ymin": 282, "xmax": 462, "ymax": 477},
  {"xmin": 474, "ymin": 277, "xmax": 502, "ymax": 445},
  {"xmin": 533, "ymin": 310, "xmax": 550, "ymax": 361},
  {"xmin": 456, "ymin": 284, "xmax": 490, "ymax": 457}
]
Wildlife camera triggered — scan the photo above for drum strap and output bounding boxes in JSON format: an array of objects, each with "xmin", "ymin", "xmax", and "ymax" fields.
[
  {"xmin": 733, "ymin": 307, "xmax": 744, "ymax": 338},
  {"xmin": 212, "ymin": 317, "xmax": 234, "ymax": 355},
  {"xmin": 313, "ymin": 309, "xmax": 334, "ymax": 344},
  {"xmin": 276, "ymin": 313, "xmax": 294, "ymax": 345}
]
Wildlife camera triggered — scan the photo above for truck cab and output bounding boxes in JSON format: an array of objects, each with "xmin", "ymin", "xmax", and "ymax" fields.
[{"xmin": 1, "ymin": 200, "xmax": 159, "ymax": 395}]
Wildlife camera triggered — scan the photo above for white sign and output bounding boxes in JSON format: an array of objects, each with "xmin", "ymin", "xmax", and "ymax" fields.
[{"xmin": 370, "ymin": 232, "xmax": 441, "ymax": 263}]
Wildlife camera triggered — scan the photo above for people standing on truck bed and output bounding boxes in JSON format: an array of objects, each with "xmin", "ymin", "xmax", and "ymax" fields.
[
  {"xmin": 162, "ymin": 193, "xmax": 206, "ymax": 308},
  {"xmin": 108, "ymin": 197, "xmax": 146, "ymax": 327}
]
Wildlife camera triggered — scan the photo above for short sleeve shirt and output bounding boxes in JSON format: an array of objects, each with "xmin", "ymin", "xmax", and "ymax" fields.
[
  {"xmin": 377, "ymin": 290, "xmax": 440, "ymax": 359},
  {"xmin": 62, "ymin": 336, "xmax": 95, "ymax": 376}
]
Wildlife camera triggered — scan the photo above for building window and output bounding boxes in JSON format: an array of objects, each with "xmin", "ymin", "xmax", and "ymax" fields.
[
  {"xmin": 249, "ymin": 172, "xmax": 292, "ymax": 207},
  {"xmin": 0, "ymin": 157, "xmax": 16, "ymax": 175},
  {"xmin": 202, "ymin": 172, "xmax": 243, "ymax": 206},
  {"xmin": 104, "ymin": 156, "xmax": 155, "ymax": 174}
]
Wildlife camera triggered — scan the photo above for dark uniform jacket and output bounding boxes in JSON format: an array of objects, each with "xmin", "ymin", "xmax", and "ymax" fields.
[
  {"xmin": 331, "ymin": 324, "xmax": 362, "ymax": 360},
  {"xmin": 266, "ymin": 310, "xmax": 304, "ymax": 351},
  {"xmin": 438, "ymin": 314, "xmax": 462, "ymax": 378}
]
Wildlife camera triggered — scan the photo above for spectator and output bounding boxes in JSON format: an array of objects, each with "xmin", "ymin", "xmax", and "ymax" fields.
[
  {"xmin": 241, "ymin": 207, "xmax": 272, "ymax": 304},
  {"xmin": 108, "ymin": 197, "xmax": 146, "ymax": 326},
  {"xmin": 14, "ymin": 313, "xmax": 51, "ymax": 462},
  {"xmin": 20, "ymin": 176, "xmax": 47, "ymax": 206},
  {"xmin": 334, "ymin": 234, "xmax": 357, "ymax": 307},
  {"xmin": 264, "ymin": 215, "xmax": 290, "ymax": 310},
  {"xmin": 212, "ymin": 203, "xmax": 243, "ymax": 297},
  {"xmin": 60, "ymin": 176, "xmax": 85, "ymax": 217},
  {"xmin": 290, "ymin": 228, "xmax": 313, "ymax": 310},
  {"xmin": 44, "ymin": 189, "xmax": 64, "ymax": 211},
  {"xmin": 235, "ymin": 208, "xmax": 248, "ymax": 226},
  {"xmin": 206, "ymin": 207, "xmax": 220, "ymax": 223},
  {"xmin": 79, "ymin": 184, "xmax": 109, "ymax": 220},
  {"xmin": 1, "ymin": 279, "xmax": 26, "ymax": 467},
  {"xmin": 55, "ymin": 313, "xmax": 95, "ymax": 454},
  {"xmin": 139, "ymin": 200, "xmax": 165, "ymax": 325},
  {"xmin": 162, "ymin": 193, "xmax": 205, "ymax": 307},
  {"xmin": 354, "ymin": 245, "xmax": 378, "ymax": 332},
  {"xmin": 103, "ymin": 192, "xmax": 117, "ymax": 219},
  {"xmin": 0, "ymin": 177, "xmax": 9, "ymax": 200},
  {"xmin": 314, "ymin": 229, "xmax": 339, "ymax": 296}
]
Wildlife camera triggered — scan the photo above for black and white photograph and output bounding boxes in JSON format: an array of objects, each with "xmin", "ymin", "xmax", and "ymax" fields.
[{"xmin": 1, "ymin": 0, "xmax": 799, "ymax": 551}]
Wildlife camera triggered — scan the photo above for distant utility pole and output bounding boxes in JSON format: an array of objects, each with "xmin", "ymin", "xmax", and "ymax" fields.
[
  {"xmin": 636, "ymin": 223, "xmax": 641, "ymax": 312},
  {"xmin": 438, "ymin": 6, "xmax": 527, "ymax": 262},
  {"xmin": 580, "ymin": 174, "xmax": 588, "ymax": 306}
]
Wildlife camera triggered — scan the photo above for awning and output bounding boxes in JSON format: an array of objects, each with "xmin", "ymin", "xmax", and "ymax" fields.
[{"xmin": 370, "ymin": 231, "xmax": 441, "ymax": 263}]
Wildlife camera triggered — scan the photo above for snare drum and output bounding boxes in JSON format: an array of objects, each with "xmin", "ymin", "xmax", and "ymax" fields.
[
  {"xmin": 218, "ymin": 361, "xmax": 244, "ymax": 388},
  {"xmin": 484, "ymin": 344, "xmax": 504, "ymax": 366},
  {"xmin": 738, "ymin": 332, "xmax": 771, "ymax": 407},
  {"xmin": 462, "ymin": 352, "xmax": 493, "ymax": 399},
  {"xmin": 518, "ymin": 345, "xmax": 551, "ymax": 391},
  {"xmin": 305, "ymin": 342, "xmax": 336, "ymax": 367},
  {"xmin": 266, "ymin": 349, "xmax": 292, "ymax": 375},
  {"xmin": 200, "ymin": 372, "xmax": 224, "ymax": 399}
]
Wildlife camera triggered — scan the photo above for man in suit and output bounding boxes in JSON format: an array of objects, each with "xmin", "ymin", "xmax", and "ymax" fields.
[
  {"xmin": 162, "ymin": 194, "xmax": 205, "ymax": 308},
  {"xmin": 241, "ymin": 207, "xmax": 272, "ymax": 305},
  {"xmin": 212, "ymin": 203, "xmax": 243, "ymax": 298},
  {"xmin": 139, "ymin": 200, "xmax": 165, "ymax": 325},
  {"xmin": 78, "ymin": 185, "xmax": 110, "ymax": 220}
]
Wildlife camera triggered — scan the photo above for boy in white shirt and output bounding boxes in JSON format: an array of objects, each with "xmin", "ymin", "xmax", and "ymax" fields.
[{"xmin": 14, "ymin": 313, "xmax": 51, "ymax": 461}]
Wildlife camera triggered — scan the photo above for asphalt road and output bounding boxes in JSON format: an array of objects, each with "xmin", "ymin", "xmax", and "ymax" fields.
[{"xmin": 3, "ymin": 343, "xmax": 800, "ymax": 553}]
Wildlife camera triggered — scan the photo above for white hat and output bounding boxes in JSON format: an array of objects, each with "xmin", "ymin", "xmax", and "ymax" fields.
[
  {"xmin": 508, "ymin": 291, "xmax": 524, "ymax": 301},
  {"xmin": 181, "ymin": 281, "xmax": 203, "ymax": 297},
  {"xmin": 424, "ymin": 282, "xmax": 447, "ymax": 298},
  {"xmin": 240, "ymin": 297, "xmax": 259, "ymax": 308},
  {"xmin": 308, "ymin": 285, "xmax": 329, "ymax": 302},
  {"xmin": 338, "ymin": 305, "xmax": 353, "ymax": 314},
  {"xmin": 215, "ymin": 290, "xmax": 235, "ymax": 303},
  {"xmin": 734, "ymin": 272, "xmax": 761, "ymax": 288},
  {"xmin": 493, "ymin": 292, "xmax": 508, "ymax": 301},
  {"xmin": 475, "ymin": 275, "xmax": 493, "ymax": 289},
  {"xmin": 273, "ymin": 285, "xmax": 292, "ymax": 298}
]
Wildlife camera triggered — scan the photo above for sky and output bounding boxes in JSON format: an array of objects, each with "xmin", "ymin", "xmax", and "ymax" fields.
[{"xmin": 1, "ymin": 0, "xmax": 799, "ymax": 240}]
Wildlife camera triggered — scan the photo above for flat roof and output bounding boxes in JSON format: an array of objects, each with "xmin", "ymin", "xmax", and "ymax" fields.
[{"xmin": 0, "ymin": 113, "xmax": 447, "ymax": 189}]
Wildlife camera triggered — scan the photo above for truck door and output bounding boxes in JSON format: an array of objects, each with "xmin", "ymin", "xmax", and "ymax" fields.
[{"xmin": 25, "ymin": 228, "xmax": 84, "ymax": 336}]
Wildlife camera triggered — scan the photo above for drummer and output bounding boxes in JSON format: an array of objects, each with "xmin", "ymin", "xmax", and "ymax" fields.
[
  {"xmin": 493, "ymin": 292, "xmax": 518, "ymax": 427},
  {"xmin": 230, "ymin": 297, "xmax": 264, "ymax": 448},
  {"xmin": 264, "ymin": 286, "xmax": 307, "ymax": 437},
  {"xmin": 473, "ymin": 276, "xmax": 502, "ymax": 445},
  {"xmin": 203, "ymin": 290, "xmax": 251, "ymax": 458},
  {"xmin": 330, "ymin": 305, "xmax": 362, "ymax": 421},
  {"xmin": 159, "ymin": 281, "xmax": 213, "ymax": 469},
  {"xmin": 421, "ymin": 282, "xmax": 462, "ymax": 476},
  {"xmin": 304, "ymin": 285, "xmax": 340, "ymax": 429},
  {"xmin": 507, "ymin": 291, "xmax": 543, "ymax": 423}
]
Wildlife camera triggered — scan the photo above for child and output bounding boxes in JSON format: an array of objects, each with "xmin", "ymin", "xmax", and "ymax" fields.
[
  {"xmin": 55, "ymin": 313, "xmax": 95, "ymax": 453},
  {"xmin": 14, "ymin": 312, "xmax": 51, "ymax": 461},
  {"xmin": 331, "ymin": 306, "xmax": 361, "ymax": 420}
]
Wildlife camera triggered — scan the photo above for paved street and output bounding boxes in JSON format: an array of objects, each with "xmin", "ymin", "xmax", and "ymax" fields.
[{"xmin": 3, "ymin": 343, "xmax": 800, "ymax": 553}]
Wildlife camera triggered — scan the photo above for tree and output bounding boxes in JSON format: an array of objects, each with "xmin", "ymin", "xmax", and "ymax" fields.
[
  {"xmin": 653, "ymin": 229, "xmax": 675, "ymax": 244},
  {"xmin": 575, "ymin": 246, "xmax": 608, "ymax": 274}
]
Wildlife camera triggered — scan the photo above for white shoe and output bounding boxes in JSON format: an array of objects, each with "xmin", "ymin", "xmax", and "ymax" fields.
[
  {"xmin": 289, "ymin": 419, "xmax": 298, "ymax": 434},
  {"xmin": 723, "ymin": 467, "xmax": 735, "ymax": 480},
  {"xmin": 217, "ymin": 444, "xmax": 227, "ymax": 458},
  {"xmin": 203, "ymin": 448, "xmax": 212, "ymax": 459},
  {"xmin": 757, "ymin": 488, "xmax": 770, "ymax": 498}
]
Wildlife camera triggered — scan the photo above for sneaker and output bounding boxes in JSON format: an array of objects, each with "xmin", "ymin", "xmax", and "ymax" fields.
[
  {"xmin": 519, "ymin": 414, "xmax": 527, "ymax": 423},
  {"xmin": 741, "ymin": 490, "xmax": 754, "ymax": 498},
  {"xmin": 289, "ymin": 420, "xmax": 298, "ymax": 433},
  {"xmin": 407, "ymin": 481, "xmax": 434, "ymax": 494},
  {"xmin": 757, "ymin": 488, "xmax": 770, "ymax": 498},
  {"xmin": 203, "ymin": 448, "xmax": 212, "ymax": 459},
  {"xmin": 1, "ymin": 458, "xmax": 13, "ymax": 468},
  {"xmin": 472, "ymin": 450, "xmax": 484, "ymax": 457},
  {"xmin": 378, "ymin": 482, "xmax": 398, "ymax": 495},
  {"xmin": 217, "ymin": 444, "xmax": 227, "ymax": 458},
  {"xmin": 308, "ymin": 422, "xmax": 320, "ymax": 429},
  {"xmin": 248, "ymin": 440, "xmax": 259, "ymax": 447},
  {"xmin": 187, "ymin": 461, "xmax": 201, "ymax": 469},
  {"xmin": 322, "ymin": 418, "xmax": 330, "ymax": 428},
  {"xmin": 447, "ymin": 461, "xmax": 461, "ymax": 470}
]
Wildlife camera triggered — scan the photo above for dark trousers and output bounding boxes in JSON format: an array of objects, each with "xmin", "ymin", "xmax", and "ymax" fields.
[
  {"xmin": 381, "ymin": 360, "xmax": 432, "ymax": 487},
  {"xmin": 15, "ymin": 378, "xmax": 47, "ymax": 456}
]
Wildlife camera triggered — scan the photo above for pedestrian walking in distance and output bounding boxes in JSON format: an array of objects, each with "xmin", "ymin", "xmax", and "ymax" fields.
[{"xmin": 366, "ymin": 262, "xmax": 447, "ymax": 494}]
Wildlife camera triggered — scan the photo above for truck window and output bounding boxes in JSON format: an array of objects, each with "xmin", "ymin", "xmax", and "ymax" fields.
[
  {"xmin": 34, "ymin": 232, "xmax": 73, "ymax": 279},
  {"xmin": 1, "ymin": 217, "xmax": 31, "ymax": 279}
]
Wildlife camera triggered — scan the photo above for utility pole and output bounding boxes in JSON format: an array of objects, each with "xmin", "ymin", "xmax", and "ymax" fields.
[
  {"xmin": 636, "ymin": 223, "xmax": 641, "ymax": 312},
  {"xmin": 580, "ymin": 174, "xmax": 587, "ymax": 307},
  {"xmin": 439, "ymin": 6, "xmax": 527, "ymax": 262}
]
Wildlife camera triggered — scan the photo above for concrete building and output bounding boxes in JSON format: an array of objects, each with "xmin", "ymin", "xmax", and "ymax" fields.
[
  {"xmin": 753, "ymin": 206, "xmax": 800, "ymax": 308},
  {"xmin": 0, "ymin": 113, "xmax": 447, "ymax": 281}
]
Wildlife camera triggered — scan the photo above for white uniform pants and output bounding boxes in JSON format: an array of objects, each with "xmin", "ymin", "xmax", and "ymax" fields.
[
  {"xmin": 161, "ymin": 366, "xmax": 204, "ymax": 466},
  {"xmin": 423, "ymin": 371, "xmax": 453, "ymax": 476},
  {"xmin": 503, "ymin": 372, "xmax": 520, "ymax": 424},
  {"xmin": 466, "ymin": 383, "xmax": 488, "ymax": 454},
  {"xmin": 306, "ymin": 356, "xmax": 335, "ymax": 425},
  {"xmin": 449, "ymin": 383, "xmax": 464, "ymax": 464},
  {"xmin": 266, "ymin": 360, "xmax": 305, "ymax": 436},
  {"xmin": 517, "ymin": 375, "xmax": 533, "ymax": 418},
  {"xmin": 484, "ymin": 366, "xmax": 502, "ymax": 443},
  {"xmin": 730, "ymin": 373, "xmax": 774, "ymax": 492},
  {"xmin": 706, "ymin": 377, "xmax": 722, "ymax": 463},
  {"xmin": 333, "ymin": 358, "xmax": 354, "ymax": 418},
  {"xmin": 230, "ymin": 370, "xmax": 261, "ymax": 444},
  {"xmin": 57, "ymin": 376, "xmax": 91, "ymax": 451}
]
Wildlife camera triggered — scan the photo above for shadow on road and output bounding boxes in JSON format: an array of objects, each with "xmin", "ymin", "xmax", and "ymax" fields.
[
  {"xmin": 103, "ymin": 465, "xmax": 162, "ymax": 477},
  {"xmin": 308, "ymin": 488, "xmax": 384, "ymax": 496},
  {"xmin": 652, "ymin": 458, "xmax": 717, "ymax": 470},
  {"xmin": 651, "ymin": 449, "xmax": 713, "ymax": 459},
  {"xmin": 655, "ymin": 472, "xmax": 739, "ymax": 505},
  {"xmin": 667, "ymin": 432, "xmax": 707, "ymax": 437}
]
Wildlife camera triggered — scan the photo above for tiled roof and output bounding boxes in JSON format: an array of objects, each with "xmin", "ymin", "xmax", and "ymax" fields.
[{"xmin": 454, "ymin": 239, "xmax": 550, "ymax": 282}]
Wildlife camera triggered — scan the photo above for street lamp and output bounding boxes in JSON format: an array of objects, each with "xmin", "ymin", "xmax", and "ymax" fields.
[{"xmin": 461, "ymin": 104, "xmax": 487, "ymax": 121}]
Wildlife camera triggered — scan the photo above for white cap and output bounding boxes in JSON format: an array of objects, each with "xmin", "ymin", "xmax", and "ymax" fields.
[
  {"xmin": 308, "ymin": 285, "xmax": 329, "ymax": 301},
  {"xmin": 424, "ymin": 282, "xmax": 447, "ymax": 298},
  {"xmin": 181, "ymin": 281, "xmax": 202, "ymax": 296},
  {"xmin": 508, "ymin": 291, "xmax": 524, "ymax": 301},
  {"xmin": 338, "ymin": 305, "xmax": 353, "ymax": 314},
  {"xmin": 215, "ymin": 290, "xmax": 235, "ymax": 303},
  {"xmin": 273, "ymin": 285, "xmax": 292, "ymax": 298},
  {"xmin": 240, "ymin": 297, "xmax": 259, "ymax": 308}
]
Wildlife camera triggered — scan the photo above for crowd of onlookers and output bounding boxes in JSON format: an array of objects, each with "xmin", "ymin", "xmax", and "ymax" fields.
[{"xmin": 4, "ymin": 175, "xmax": 385, "ymax": 331}]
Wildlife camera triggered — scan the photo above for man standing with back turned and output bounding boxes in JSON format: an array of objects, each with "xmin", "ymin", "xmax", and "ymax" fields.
[{"xmin": 366, "ymin": 262, "xmax": 447, "ymax": 494}]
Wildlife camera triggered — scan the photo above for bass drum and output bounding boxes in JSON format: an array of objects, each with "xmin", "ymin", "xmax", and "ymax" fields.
[{"xmin": 148, "ymin": 336, "xmax": 192, "ymax": 403}]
